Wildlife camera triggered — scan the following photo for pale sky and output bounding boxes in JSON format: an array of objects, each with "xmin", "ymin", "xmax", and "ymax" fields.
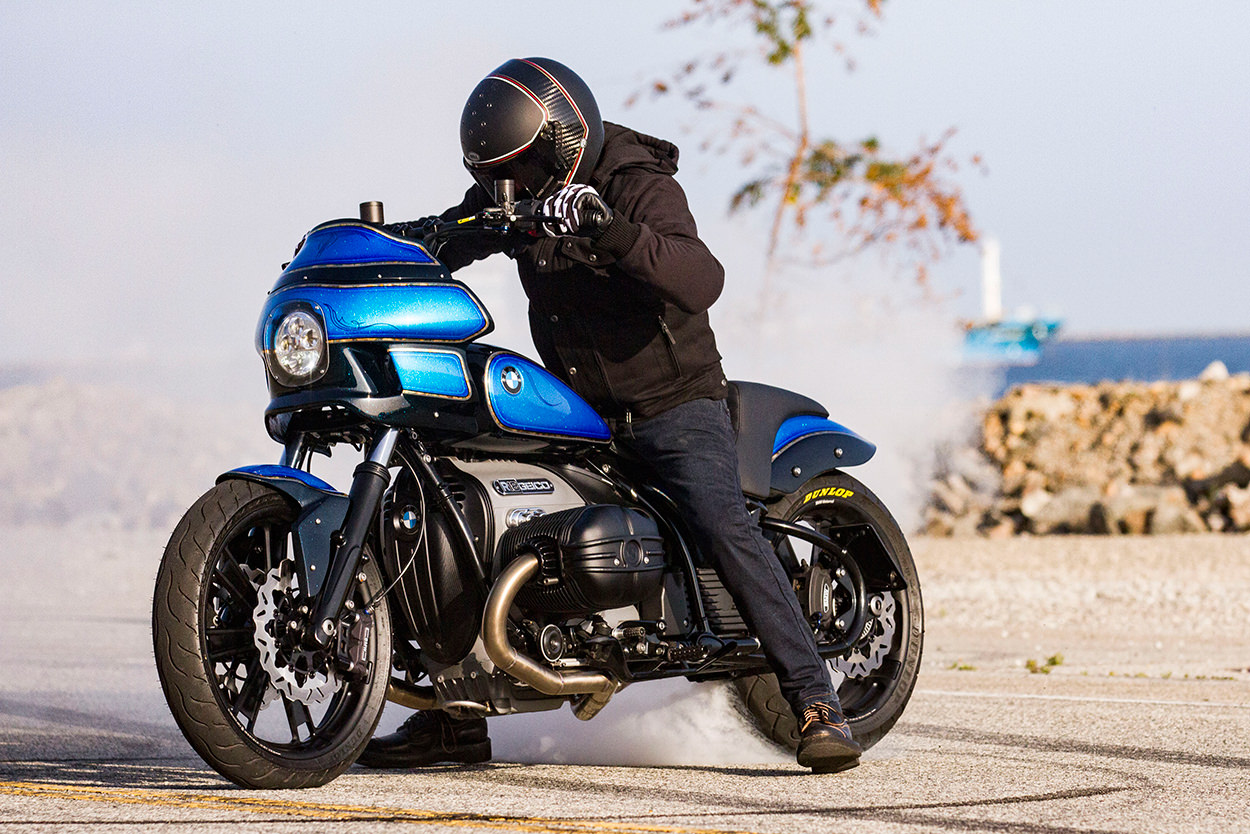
[{"xmin": 3, "ymin": 1, "xmax": 1248, "ymax": 378}]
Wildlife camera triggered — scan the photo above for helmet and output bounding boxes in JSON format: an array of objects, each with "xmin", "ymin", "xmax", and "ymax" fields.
[{"xmin": 460, "ymin": 57, "xmax": 604, "ymax": 201}]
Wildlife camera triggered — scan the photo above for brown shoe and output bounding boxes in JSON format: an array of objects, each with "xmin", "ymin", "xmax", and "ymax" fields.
[{"xmin": 796, "ymin": 702, "xmax": 862, "ymax": 773}]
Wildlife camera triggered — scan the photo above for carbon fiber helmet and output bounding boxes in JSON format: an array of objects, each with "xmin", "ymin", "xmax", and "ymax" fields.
[{"xmin": 460, "ymin": 57, "xmax": 604, "ymax": 201}]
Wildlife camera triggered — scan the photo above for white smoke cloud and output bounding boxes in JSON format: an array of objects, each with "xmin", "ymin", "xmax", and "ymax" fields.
[
  {"xmin": 0, "ymin": 376, "xmax": 273, "ymax": 528},
  {"xmin": 711, "ymin": 258, "xmax": 991, "ymax": 531},
  {"xmin": 479, "ymin": 681, "xmax": 789, "ymax": 767}
]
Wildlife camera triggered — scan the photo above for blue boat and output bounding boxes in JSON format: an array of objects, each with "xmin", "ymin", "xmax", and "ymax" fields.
[
  {"xmin": 964, "ymin": 317, "xmax": 1063, "ymax": 364},
  {"xmin": 961, "ymin": 239, "xmax": 1062, "ymax": 365}
]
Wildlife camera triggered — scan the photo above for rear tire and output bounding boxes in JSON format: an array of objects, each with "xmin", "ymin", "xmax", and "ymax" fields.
[
  {"xmin": 734, "ymin": 472, "xmax": 923, "ymax": 752},
  {"xmin": 152, "ymin": 480, "xmax": 392, "ymax": 788}
]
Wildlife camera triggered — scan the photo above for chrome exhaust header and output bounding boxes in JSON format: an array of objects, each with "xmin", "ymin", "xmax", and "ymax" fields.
[{"xmin": 480, "ymin": 552, "xmax": 618, "ymax": 720}]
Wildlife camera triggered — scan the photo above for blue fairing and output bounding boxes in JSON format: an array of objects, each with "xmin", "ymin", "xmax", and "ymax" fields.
[
  {"xmin": 773, "ymin": 415, "xmax": 872, "ymax": 458},
  {"xmin": 390, "ymin": 347, "xmax": 472, "ymax": 399},
  {"xmin": 484, "ymin": 353, "xmax": 611, "ymax": 442},
  {"xmin": 260, "ymin": 283, "xmax": 491, "ymax": 345},
  {"xmin": 285, "ymin": 222, "xmax": 436, "ymax": 270}
]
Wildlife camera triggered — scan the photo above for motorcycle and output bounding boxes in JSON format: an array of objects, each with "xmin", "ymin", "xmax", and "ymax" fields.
[{"xmin": 152, "ymin": 189, "xmax": 923, "ymax": 788}]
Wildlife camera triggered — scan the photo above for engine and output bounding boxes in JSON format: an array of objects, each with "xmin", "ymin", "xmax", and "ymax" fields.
[
  {"xmin": 497, "ymin": 504, "xmax": 666, "ymax": 614},
  {"xmin": 381, "ymin": 457, "xmax": 669, "ymax": 712},
  {"xmin": 380, "ymin": 458, "xmax": 587, "ymax": 665}
]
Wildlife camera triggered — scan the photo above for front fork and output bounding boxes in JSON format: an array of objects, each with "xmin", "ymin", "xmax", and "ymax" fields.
[{"xmin": 302, "ymin": 427, "xmax": 401, "ymax": 650}]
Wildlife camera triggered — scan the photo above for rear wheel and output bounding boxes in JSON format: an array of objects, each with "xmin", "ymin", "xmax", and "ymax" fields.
[
  {"xmin": 734, "ymin": 472, "xmax": 923, "ymax": 751},
  {"xmin": 152, "ymin": 480, "xmax": 392, "ymax": 788}
]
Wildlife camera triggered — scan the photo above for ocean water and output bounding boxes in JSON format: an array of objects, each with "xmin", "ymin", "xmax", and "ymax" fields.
[{"xmin": 990, "ymin": 333, "xmax": 1250, "ymax": 394}]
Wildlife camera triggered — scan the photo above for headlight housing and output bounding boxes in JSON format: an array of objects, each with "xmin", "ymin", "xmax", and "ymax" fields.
[{"xmin": 268, "ymin": 309, "xmax": 328, "ymax": 387}]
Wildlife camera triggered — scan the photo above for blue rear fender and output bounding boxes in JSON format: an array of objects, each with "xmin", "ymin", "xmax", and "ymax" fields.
[
  {"xmin": 769, "ymin": 415, "xmax": 876, "ymax": 495},
  {"xmin": 217, "ymin": 465, "xmax": 346, "ymax": 597}
]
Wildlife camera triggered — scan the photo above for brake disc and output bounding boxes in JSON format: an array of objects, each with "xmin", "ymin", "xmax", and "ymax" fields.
[
  {"xmin": 829, "ymin": 592, "xmax": 896, "ymax": 679},
  {"xmin": 253, "ymin": 562, "xmax": 340, "ymax": 705}
]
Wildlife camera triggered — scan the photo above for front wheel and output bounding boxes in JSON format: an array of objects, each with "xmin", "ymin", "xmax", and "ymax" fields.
[
  {"xmin": 734, "ymin": 471, "xmax": 923, "ymax": 752},
  {"xmin": 152, "ymin": 480, "xmax": 392, "ymax": 788}
]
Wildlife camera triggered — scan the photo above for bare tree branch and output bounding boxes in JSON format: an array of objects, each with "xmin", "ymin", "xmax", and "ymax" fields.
[{"xmin": 641, "ymin": 0, "xmax": 979, "ymax": 288}]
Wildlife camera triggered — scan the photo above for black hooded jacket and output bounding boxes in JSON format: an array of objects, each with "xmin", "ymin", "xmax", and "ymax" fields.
[{"xmin": 430, "ymin": 122, "xmax": 728, "ymax": 421}]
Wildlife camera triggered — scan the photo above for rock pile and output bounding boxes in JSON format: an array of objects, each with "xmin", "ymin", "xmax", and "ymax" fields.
[{"xmin": 926, "ymin": 361, "xmax": 1250, "ymax": 536}]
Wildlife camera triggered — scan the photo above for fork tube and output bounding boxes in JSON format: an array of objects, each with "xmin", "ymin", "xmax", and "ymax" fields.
[
  {"xmin": 279, "ymin": 432, "xmax": 307, "ymax": 468},
  {"xmin": 306, "ymin": 427, "xmax": 400, "ymax": 649}
]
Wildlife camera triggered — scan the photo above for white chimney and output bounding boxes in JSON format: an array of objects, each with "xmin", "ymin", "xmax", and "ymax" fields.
[{"xmin": 981, "ymin": 237, "xmax": 1003, "ymax": 322}]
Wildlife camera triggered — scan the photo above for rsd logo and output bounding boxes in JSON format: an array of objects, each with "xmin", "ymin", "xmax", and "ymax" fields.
[
  {"xmin": 492, "ymin": 478, "xmax": 555, "ymax": 496},
  {"xmin": 500, "ymin": 365, "xmax": 524, "ymax": 395}
]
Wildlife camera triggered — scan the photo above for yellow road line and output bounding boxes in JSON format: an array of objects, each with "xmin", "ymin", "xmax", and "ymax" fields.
[{"xmin": 0, "ymin": 781, "xmax": 756, "ymax": 834}]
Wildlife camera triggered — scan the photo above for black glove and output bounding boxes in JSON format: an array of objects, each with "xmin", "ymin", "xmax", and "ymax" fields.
[
  {"xmin": 384, "ymin": 216, "xmax": 439, "ymax": 239},
  {"xmin": 540, "ymin": 184, "xmax": 613, "ymax": 238}
]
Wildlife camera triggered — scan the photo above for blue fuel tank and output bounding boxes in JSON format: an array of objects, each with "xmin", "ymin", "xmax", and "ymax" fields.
[{"xmin": 483, "ymin": 353, "xmax": 611, "ymax": 442}]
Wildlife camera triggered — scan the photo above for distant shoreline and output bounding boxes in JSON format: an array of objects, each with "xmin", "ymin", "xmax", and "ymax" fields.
[
  {"xmin": 1054, "ymin": 331, "xmax": 1250, "ymax": 343},
  {"xmin": 990, "ymin": 332, "xmax": 1250, "ymax": 395}
]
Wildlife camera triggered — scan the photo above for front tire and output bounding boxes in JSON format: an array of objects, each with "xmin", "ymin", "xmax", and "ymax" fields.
[
  {"xmin": 152, "ymin": 480, "xmax": 392, "ymax": 788},
  {"xmin": 734, "ymin": 471, "xmax": 923, "ymax": 752}
]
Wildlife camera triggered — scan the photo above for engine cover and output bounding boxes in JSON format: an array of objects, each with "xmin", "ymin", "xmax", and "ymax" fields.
[
  {"xmin": 381, "ymin": 468, "xmax": 485, "ymax": 665},
  {"xmin": 498, "ymin": 505, "xmax": 666, "ymax": 614},
  {"xmin": 446, "ymin": 459, "xmax": 587, "ymax": 564}
]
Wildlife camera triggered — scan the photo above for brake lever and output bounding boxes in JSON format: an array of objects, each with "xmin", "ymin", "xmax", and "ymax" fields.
[{"xmin": 421, "ymin": 203, "xmax": 558, "ymax": 244}]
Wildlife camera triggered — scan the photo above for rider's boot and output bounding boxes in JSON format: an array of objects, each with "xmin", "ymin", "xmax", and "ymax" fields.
[
  {"xmin": 356, "ymin": 710, "xmax": 491, "ymax": 768},
  {"xmin": 795, "ymin": 701, "xmax": 862, "ymax": 773}
]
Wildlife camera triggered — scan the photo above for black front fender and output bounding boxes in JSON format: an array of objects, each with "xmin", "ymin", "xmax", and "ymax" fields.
[{"xmin": 217, "ymin": 465, "xmax": 348, "ymax": 597}]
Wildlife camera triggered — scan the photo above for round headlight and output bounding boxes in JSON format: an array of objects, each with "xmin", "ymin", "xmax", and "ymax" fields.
[{"xmin": 272, "ymin": 310, "xmax": 326, "ymax": 383}]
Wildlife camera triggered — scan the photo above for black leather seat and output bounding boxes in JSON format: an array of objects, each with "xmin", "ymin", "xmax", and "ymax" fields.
[{"xmin": 727, "ymin": 381, "xmax": 827, "ymax": 499}]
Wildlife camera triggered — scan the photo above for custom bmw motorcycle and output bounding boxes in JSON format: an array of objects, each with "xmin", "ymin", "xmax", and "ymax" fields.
[{"xmin": 152, "ymin": 193, "xmax": 923, "ymax": 788}]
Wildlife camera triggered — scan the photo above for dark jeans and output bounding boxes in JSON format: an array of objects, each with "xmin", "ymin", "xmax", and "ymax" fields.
[{"xmin": 620, "ymin": 397, "xmax": 837, "ymax": 716}]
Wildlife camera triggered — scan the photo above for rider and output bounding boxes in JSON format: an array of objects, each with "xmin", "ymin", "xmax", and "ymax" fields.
[{"xmin": 359, "ymin": 57, "xmax": 862, "ymax": 773}]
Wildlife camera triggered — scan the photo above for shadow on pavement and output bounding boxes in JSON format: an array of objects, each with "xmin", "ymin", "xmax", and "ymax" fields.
[
  {"xmin": 0, "ymin": 693, "xmax": 185, "ymax": 763},
  {"xmin": 0, "ymin": 759, "xmax": 223, "ymax": 791}
]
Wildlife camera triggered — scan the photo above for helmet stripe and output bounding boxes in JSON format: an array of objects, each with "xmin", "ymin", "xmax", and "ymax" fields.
[{"xmin": 519, "ymin": 58, "xmax": 588, "ymax": 188}]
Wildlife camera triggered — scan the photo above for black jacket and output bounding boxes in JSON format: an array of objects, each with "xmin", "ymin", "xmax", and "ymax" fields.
[{"xmin": 431, "ymin": 122, "xmax": 728, "ymax": 421}]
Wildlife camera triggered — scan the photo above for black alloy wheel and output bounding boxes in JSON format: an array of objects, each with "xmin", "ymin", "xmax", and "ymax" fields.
[
  {"xmin": 153, "ymin": 479, "xmax": 392, "ymax": 788},
  {"xmin": 734, "ymin": 471, "xmax": 924, "ymax": 752}
]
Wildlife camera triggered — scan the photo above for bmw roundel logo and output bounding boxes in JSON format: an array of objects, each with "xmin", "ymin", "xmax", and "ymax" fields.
[
  {"xmin": 399, "ymin": 506, "xmax": 420, "ymax": 531},
  {"xmin": 500, "ymin": 365, "xmax": 523, "ymax": 395}
]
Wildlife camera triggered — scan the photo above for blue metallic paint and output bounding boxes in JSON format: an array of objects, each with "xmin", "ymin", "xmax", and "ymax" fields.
[
  {"xmin": 285, "ymin": 222, "xmax": 436, "ymax": 271},
  {"xmin": 389, "ymin": 347, "xmax": 472, "ymax": 399},
  {"xmin": 260, "ymin": 283, "xmax": 490, "ymax": 346},
  {"xmin": 484, "ymin": 353, "xmax": 611, "ymax": 442},
  {"xmin": 772, "ymin": 414, "xmax": 874, "ymax": 459},
  {"xmin": 224, "ymin": 464, "xmax": 339, "ymax": 493},
  {"xmin": 767, "ymin": 415, "xmax": 876, "ymax": 494}
]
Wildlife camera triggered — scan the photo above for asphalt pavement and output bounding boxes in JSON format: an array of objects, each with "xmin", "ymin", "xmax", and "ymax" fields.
[{"xmin": 1, "ymin": 526, "xmax": 1247, "ymax": 833}]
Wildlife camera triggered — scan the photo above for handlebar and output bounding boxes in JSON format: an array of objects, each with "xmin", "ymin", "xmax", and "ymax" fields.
[
  {"xmin": 360, "ymin": 178, "xmax": 601, "ymax": 251},
  {"xmin": 419, "ymin": 179, "xmax": 555, "ymax": 246}
]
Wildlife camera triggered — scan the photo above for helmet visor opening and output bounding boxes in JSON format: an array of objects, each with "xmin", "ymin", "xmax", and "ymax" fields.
[{"xmin": 466, "ymin": 138, "xmax": 569, "ymax": 202}]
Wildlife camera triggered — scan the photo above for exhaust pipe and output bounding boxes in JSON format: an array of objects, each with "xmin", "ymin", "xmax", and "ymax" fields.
[
  {"xmin": 385, "ymin": 679, "xmax": 438, "ymax": 711},
  {"xmin": 481, "ymin": 552, "xmax": 619, "ymax": 720}
]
